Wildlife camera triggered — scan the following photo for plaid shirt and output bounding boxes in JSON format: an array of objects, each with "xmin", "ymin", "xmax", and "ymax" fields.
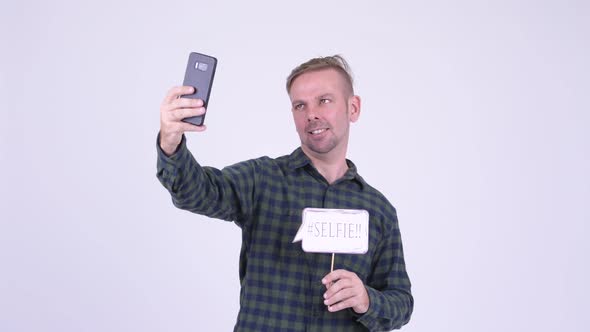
[{"xmin": 157, "ymin": 135, "xmax": 413, "ymax": 331}]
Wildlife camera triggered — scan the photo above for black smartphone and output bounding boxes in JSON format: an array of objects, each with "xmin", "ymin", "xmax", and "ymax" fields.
[{"xmin": 181, "ymin": 52, "xmax": 217, "ymax": 126}]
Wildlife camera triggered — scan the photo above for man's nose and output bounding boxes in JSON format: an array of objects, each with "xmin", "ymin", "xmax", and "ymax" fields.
[{"xmin": 306, "ymin": 105, "xmax": 319, "ymax": 121}]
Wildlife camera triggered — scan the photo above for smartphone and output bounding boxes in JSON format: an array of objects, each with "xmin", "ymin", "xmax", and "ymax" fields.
[{"xmin": 181, "ymin": 52, "xmax": 217, "ymax": 126}]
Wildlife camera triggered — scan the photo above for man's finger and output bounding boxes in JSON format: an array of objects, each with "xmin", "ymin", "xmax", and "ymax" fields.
[
  {"xmin": 327, "ymin": 297, "xmax": 357, "ymax": 312},
  {"xmin": 322, "ymin": 269, "xmax": 355, "ymax": 289},
  {"xmin": 323, "ymin": 278, "xmax": 353, "ymax": 299},
  {"xmin": 324, "ymin": 287, "xmax": 355, "ymax": 306},
  {"xmin": 163, "ymin": 97, "xmax": 203, "ymax": 114},
  {"xmin": 170, "ymin": 107, "xmax": 206, "ymax": 121},
  {"xmin": 163, "ymin": 86, "xmax": 195, "ymax": 104},
  {"xmin": 183, "ymin": 123, "xmax": 207, "ymax": 132}
]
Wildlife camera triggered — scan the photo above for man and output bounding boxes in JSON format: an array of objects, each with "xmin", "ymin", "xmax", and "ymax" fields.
[{"xmin": 157, "ymin": 55, "xmax": 413, "ymax": 331}]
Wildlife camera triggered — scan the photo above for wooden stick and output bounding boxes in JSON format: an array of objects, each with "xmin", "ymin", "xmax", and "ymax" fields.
[
  {"xmin": 327, "ymin": 253, "xmax": 336, "ymax": 289},
  {"xmin": 331, "ymin": 253, "xmax": 335, "ymax": 272}
]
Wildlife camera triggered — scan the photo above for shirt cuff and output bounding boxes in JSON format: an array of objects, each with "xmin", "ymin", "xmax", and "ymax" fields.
[
  {"xmin": 156, "ymin": 132, "xmax": 186, "ymax": 157},
  {"xmin": 156, "ymin": 132, "xmax": 189, "ymax": 174},
  {"xmin": 355, "ymin": 286, "xmax": 382, "ymax": 330}
]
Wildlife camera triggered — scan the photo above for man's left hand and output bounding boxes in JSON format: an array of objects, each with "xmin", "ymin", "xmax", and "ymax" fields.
[{"xmin": 322, "ymin": 269, "xmax": 370, "ymax": 314}]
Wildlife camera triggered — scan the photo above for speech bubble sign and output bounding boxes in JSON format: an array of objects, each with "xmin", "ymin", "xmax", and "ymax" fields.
[{"xmin": 293, "ymin": 208, "xmax": 369, "ymax": 254}]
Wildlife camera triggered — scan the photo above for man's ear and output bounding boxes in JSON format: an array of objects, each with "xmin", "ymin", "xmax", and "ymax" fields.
[{"xmin": 349, "ymin": 95, "xmax": 361, "ymax": 123}]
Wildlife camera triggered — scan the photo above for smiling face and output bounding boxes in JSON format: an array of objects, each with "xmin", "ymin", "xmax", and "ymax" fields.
[{"xmin": 288, "ymin": 68, "xmax": 361, "ymax": 161}]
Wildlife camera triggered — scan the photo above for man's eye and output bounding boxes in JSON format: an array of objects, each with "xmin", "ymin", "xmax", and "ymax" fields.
[
  {"xmin": 320, "ymin": 98, "xmax": 331, "ymax": 104},
  {"xmin": 294, "ymin": 104, "xmax": 304, "ymax": 111}
]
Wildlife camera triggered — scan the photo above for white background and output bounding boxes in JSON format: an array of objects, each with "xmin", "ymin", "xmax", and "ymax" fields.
[{"xmin": 1, "ymin": 0, "xmax": 588, "ymax": 331}]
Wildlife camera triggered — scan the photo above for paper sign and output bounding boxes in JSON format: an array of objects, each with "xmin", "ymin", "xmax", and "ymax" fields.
[{"xmin": 293, "ymin": 208, "xmax": 369, "ymax": 254}]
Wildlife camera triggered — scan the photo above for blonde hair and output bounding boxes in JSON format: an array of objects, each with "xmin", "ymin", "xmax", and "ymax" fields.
[{"xmin": 286, "ymin": 55, "xmax": 354, "ymax": 94}]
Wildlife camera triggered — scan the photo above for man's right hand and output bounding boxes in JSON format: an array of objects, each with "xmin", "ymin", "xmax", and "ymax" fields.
[{"xmin": 159, "ymin": 86, "xmax": 207, "ymax": 156}]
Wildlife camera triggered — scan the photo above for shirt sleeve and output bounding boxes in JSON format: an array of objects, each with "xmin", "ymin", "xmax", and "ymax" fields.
[
  {"xmin": 156, "ymin": 133, "xmax": 256, "ymax": 226},
  {"xmin": 356, "ymin": 209, "xmax": 414, "ymax": 331}
]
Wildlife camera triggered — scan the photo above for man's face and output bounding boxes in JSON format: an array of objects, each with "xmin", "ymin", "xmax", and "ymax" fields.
[{"xmin": 288, "ymin": 69, "xmax": 360, "ymax": 159}]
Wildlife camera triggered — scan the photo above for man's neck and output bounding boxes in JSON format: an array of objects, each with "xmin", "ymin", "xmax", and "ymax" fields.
[{"xmin": 302, "ymin": 147, "xmax": 349, "ymax": 185}]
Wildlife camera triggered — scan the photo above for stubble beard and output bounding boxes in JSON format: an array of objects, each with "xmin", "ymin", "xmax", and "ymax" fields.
[
  {"xmin": 304, "ymin": 136, "xmax": 338, "ymax": 155},
  {"xmin": 301, "ymin": 120, "xmax": 338, "ymax": 155}
]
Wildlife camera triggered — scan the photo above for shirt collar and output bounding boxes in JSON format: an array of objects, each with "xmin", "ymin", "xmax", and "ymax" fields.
[{"xmin": 287, "ymin": 147, "xmax": 367, "ymax": 190}]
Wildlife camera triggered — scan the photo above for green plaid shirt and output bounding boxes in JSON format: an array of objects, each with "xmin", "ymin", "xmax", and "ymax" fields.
[{"xmin": 156, "ymin": 135, "xmax": 413, "ymax": 331}]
